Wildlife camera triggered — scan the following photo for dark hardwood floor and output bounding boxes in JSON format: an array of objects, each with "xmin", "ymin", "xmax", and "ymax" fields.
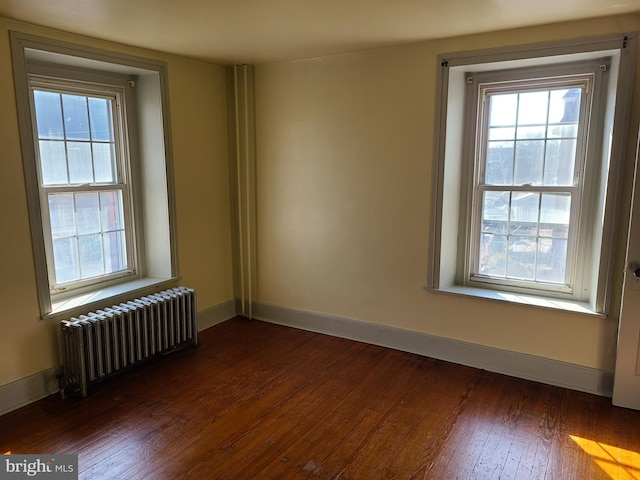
[{"xmin": 1, "ymin": 317, "xmax": 639, "ymax": 479}]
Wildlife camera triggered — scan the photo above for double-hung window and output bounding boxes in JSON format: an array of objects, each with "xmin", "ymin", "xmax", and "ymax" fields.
[
  {"xmin": 467, "ymin": 69, "xmax": 595, "ymax": 296},
  {"xmin": 30, "ymin": 76, "xmax": 135, "ymax": 293},
  {"xmin": 429, "ymin": 34, "xmax": 637, "ymax": 313}
]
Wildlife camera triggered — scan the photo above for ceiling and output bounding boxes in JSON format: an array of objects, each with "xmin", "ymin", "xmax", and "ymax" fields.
[{"xmin": 1, "ymin": 0, "xmax": 639, "ymax": 65}]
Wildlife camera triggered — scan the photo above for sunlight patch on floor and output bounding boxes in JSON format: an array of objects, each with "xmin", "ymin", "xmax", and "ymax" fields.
[{"xmin": 570, "ymin": 435, "xmax": 640, "ymax": 479}]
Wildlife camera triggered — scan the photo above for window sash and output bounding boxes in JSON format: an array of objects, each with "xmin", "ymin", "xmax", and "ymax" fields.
[{"xmin": 470, "ymin": 186, "xmax": 579, "ymax": 290}]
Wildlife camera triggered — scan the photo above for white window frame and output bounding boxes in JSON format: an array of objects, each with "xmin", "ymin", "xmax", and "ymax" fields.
[
  {"xmin": 11, "ymin": 32, "xmax": 179, "ymax": 319},
  {"xmin": 463, "ymin": 63, "xmax": 605, "ymax": 299},
  {"xmin": 28, "ymin": 73, "xmax": 138, "ymax": 293},
  {"xmin": 428, "ymin": 33, "xmax": 637, "ymax": 315}
]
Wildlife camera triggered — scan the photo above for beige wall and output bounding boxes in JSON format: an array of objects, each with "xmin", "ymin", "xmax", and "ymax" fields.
[
  {"xmin": 0, "ymin": 17, "xmax": 234, "ymax": 387},
  {"xmin": 254, "ymin": 14, "xmax": 640, "ymax": 371}
]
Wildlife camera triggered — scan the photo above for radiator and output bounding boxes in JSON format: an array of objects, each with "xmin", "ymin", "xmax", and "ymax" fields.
[{"xmin": 60, "ymin": 287, "xmax": 197, "ymax": 398}]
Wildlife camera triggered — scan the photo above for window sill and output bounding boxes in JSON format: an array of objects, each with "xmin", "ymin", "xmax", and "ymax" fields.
[
  {"xmin": 45, "ymin": 277, "xmax": 179, "ymax": 320},
  {"xmin": 427, "ymin": 284, "xmax": 603, "ymax": 317}
]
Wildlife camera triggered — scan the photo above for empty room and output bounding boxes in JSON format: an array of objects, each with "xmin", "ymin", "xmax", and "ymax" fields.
[{"xmin": 1, "ymin": 1, "xmax": 640, "ymax": 478}]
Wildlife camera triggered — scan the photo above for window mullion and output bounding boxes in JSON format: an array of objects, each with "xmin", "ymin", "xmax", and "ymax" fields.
[
  {"xmin": 533, "ymin": 192, "xmax": 542, "ymax": 282},
  {"xmin": 58, "ymin": 93, "xmax": 72, "ymax": 187},
  {"xmin": 506, "ymin": 190, "xmax": 513, "ymax": 279}
]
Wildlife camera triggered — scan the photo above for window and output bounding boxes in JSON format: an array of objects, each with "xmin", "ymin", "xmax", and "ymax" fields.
[
  {"xmin": 429, "ymin": 34, "xmax": 637, "ymax": 314},
  {"xmin": 30, "ymin": 77, "xmax": 135, "ymax": 292},
  {"xmin": 11, "ymin": 32, "xmax": 178, "ymax": 318},
  {"xmin": 466, "ymin": 67, "xmax": 598, "ymax": 297}
]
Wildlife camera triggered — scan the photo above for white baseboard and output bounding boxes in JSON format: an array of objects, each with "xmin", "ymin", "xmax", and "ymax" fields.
[
  {"xmin": 0, "ymin": 367, "xmax": 60, "ymax": 417},
  {"xmin": 250, "ymin": 302, "xmax": 614, "ymax": 398},
  {"xmin": 198, "ymin": 299, "xmax": 237, "ymax": 331},
  {"xmin": 0, "ymin": 299, "xmax": 237, "ymax": 416}
]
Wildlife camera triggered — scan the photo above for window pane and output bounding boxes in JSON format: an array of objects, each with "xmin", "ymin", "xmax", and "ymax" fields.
[
  {"xmin": 482, "ymin": 191, "xmax": 509, "ymax": 233},
  {"xmin": 540, "ymin": 194, "xmax": 570, "ymax": 238},
  {"xmin": 479, "ymin": 234, "xmax": 507, "ymax": 277},
  {"xmin": 61, "ymin": 94, "xmax": 90, "ymax": 141},
  {"xmin": 517, "ymin": 91, "xmax": 549, "ymax": 125},
  {"xmin": 103, "ymin": 231, "xmax": 127, "ymax": 273},
  {"xmin": 552, "ymin": 88, "xmax": 581, "ymax": 123},
  {"xmin": 48, "ymin": 193, "xmax": 76, "ymax": 239},
  {"xmin": 88, "ymin": 97, "xmax": 113, "ymax": 142},
  {"xmin": 548, "ymin": 124, "xmax": 578, "ymax": 139},
  {"xmin": 33, "ymin": 91, "xmax": 64, "ymax": 140},
  {"xmin": 100, "ymin": 191, "xmax": 124, "ymax": 231},
  {"xmin": 53, "ymin": 237, "xmax": 79, "ymax": 284},
  {"xmin": 516, "ymin": 126, "xmax": 545, "ymax": 139},
  {"xmin": 93, "ymin": 143, "xmax": 117, "ymax": 183},
  {"xmin": 75, "ymin": 192, "xmax": 101, "ymax": 234},
  {"xmin": 67, "ymin": 142, "xmax": 93, "ymax": 184},
  {"xmin": 543, "ymin": 139, "xmax": 576, "ymax": 186},
  {"xmin": 489, "ymin": 127, "xmax": 515, "ymax": 141},
  {"xmin": 486, "ymin": 142, "xmax": 514, "ymax": 185},
  {"xmin": 510, "ymin": 192, "xmax": 539, "ymax": 235},
  {"xmin": 536, "ymin": 238, "xmax": 567, "ymax": 283},
  {"xmin": 514, "ymin": 140, "xmax": 544, "ymax": 185},
  {"xmin": 489, "ymin": 94, "xmax": 517, "ymax": 126},
  {"xmin": 78, "ymin": 234, "xmax": 104, "ymax": 278},
  {"xmin": 39, "ymin": 140, "xmax": 68, "ymax": 185},
  {"xmin": 507, "ymin": 236, "xmax": 536, "ymax": 280}
]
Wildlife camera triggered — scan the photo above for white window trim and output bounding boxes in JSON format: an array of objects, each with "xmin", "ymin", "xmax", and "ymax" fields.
[
  {"xmin": 11, "ymin": 32, "xmax": 180, "ymax": 319},
  {"xmin": 427, "ymin": 33, "xmax": 638, "ymax": 315}
]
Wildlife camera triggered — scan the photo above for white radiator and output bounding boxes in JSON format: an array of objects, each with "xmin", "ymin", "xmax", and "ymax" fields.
[{"xmin": 60, "ymin": 287, "xmax": 197, "ymax": 398}]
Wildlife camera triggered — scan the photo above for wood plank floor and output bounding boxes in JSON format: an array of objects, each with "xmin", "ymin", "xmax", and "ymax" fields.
[{"xmin": 1, "ymin": 317, "xmax": 640, "ymax": 479}]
